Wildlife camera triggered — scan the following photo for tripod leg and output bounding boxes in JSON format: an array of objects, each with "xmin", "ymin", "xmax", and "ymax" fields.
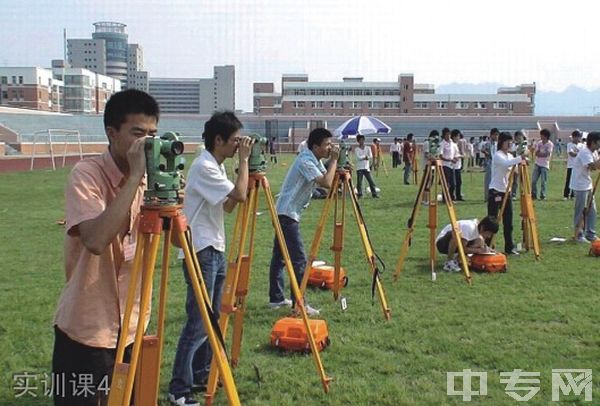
[
  {"xmin": 230, "ymin": 181, "xmax": 260, "ymax": 367},
  {"xmin": 428, "ymin": 170, "xmax": 437, "ymax": 278},
  {"xmin": 345, "ymin": 175, "xmax": 391, "ymax": 320},
  {"xmin": 300, "ymin": 173, "xmax": 338, "ymax": 294},
  {"xmin": 437, "ymin": 161, "xmax": 472, "ymax": 285},
  {"xmin": 205, "ymin": 187, "xmax": 255, "ymax": 405},
  {"xmin": 108, "ymin": 232, "xmax": 147, "ymax": 406},
  {"xmin": 331, "ymin": 175, "xmax": 346, "ymax": 301},
  {"xmin": 394, "ymin": 163, "xmax": 431, "ymax": 280},
  {"xmin": 521, "ymin": 165, "xmax": 541, "ymax": 258},
  {"xmin": 109, "ymin": 232, "xmax": 162, "ymax": 406},
  {"xmin": 178, "ymin": 229, "xmax": 241, "ymax": 406},
  {"xmin": 260, "ymin": 177, "xmax": 332, "ymax": 393}
]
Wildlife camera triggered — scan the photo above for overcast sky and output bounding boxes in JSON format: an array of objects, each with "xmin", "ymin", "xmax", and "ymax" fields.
[{"xmin": 1, "ymin": 0, "xmax": 597, "ymax": 111}]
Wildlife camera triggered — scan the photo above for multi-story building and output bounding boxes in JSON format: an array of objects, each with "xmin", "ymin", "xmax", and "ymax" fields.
[
  {"xmin": 52, "ymin": 62, "xmax": 121, "ymax": 114},
  {"xmin": 254, "ymin": 74, "xmax": 535, "ymax": 116},
  {"xmin": 67, "ymin": 22, "xmax": 148, "ymax": 91},
  {"xmin": 0, "ymin": 67, "xmax": 63, "ymax": 112},
  {"xmin": 149, "ymin": 65, "xmax": 235, "ymax": 114}
]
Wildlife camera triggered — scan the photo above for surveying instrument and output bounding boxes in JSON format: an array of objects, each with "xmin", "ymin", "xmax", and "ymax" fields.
[
  {"xmin": 297, "ymin": 141, "xmax": 392, "ymax": 320},
  {"xmin": 393, "ymin": 135, "xmax": 472, "ymax": 285},
  {"xmin": 493, "ymin": 153, "xmax": 541, "ymax": 259},
  {"xmin": 373, "ymin": 140, "xmax": 389, "ymax": 177},
  {"xmin": 107, "ymin": 132, "xmax": 241, "ymax": 406},
  {"xmin": 204, "ymin": 133, "xmax": 331, "ymax": 404}
]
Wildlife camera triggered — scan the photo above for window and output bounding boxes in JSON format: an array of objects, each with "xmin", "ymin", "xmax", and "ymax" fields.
[
  {"xmin": 493, "ymin": 102, "xmax": 507, "ymax": 109},
  {"xmin": 436, "ymin": 102, "xmax": 448, "ymax": 109},
  {"xmin": 352, "ymin": 101, "xmax": 361, "ymax": 109},
  {"xmin": 369, "ymin": 101, "xmax": 383, "ymax": 109},
  {"xmin": 2, "ymin": 91, "xmax": 7, "ymax": 99},
  {"xmin": 1, "ymin": 76, "xmax": 7, "ymax": 84},
  {"xmin": 12, "ymin": 76, "xmax": 16, "ymax": 84},
  {"xmin": 455, "ymin": 102, "xmax": 469, "ymax": 109},
  {"xmin": 330, "ymin": 101, "xmax": 343, "ymax": 109},
  {"xmin": 293, "ymin": 101, "xmax": 305, "ymax": 108},
  {"xmin": 414, "ymin": 102, "xmax": 429, "ymax": 109},
  {"xmin": 311, "ymin": 101, "xmax": 323, "ymax": 108},
  {"xmin": 384, "ymin": 102, "xmax": 395, "ymax": 109},
  {"xmin": 475, "ymin": 102, "xmax": 486, "ymax": 109}
]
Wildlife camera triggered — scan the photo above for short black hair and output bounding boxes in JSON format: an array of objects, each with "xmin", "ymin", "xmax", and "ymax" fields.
[
  {"xmin": 356, "ymin": 134, "xmax": 365, "ymax": 142},
  {"xmin": 308, "ymin": 128, "xmax": 332, "ymax": 150},
  {"xmin": 203, "ymin": 111, "xmax": 243, "ymax": 151},
  {"xmin": 479, "ymin": 216, "xmax": 499, "ymax": 234},
  {"xmin": 572, "ymin": 130, "xmax": 582, "ymax": 138},
  {"xmin": 587, "ymin": 131, "xmax": 600, "ymax": 147},
  {"xmin": 429, "ymin": 130, "xmax": 439, "ymax": 138},
  {"xmin": 514, "ymin": 130, "xmax": 524, "ymax": 138},
  {"xmin": 540, "ymin": 128, "xmax": 551, "ymax": 139},
  {"xmin": 490, "ymin": 128, "xmax": 499, "ymax": 136},
  {"xmin": 406, "ymin": 133, "xmax": 414, "ymax": 141},
  {"xmin": 442, "ymin": 127, "xmax": 450, "ymax": 136},
  {"xmin": 104, "ymin": 89, "xmax": 159, "ymax": 131},
  {"xmin": 498, "ymin": 131, "xmax": 513, "ymax": 150},
  {"xmin": 450, "ymin": 129, "xmax": 461, "ymax": 138}
]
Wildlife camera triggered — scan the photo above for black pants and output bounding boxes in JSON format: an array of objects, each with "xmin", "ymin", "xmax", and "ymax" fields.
[
  {"xmin": 442, "ymin": 166, "xmax": 455, "ymax": 202},
  {"xmin": 357, "ymin": 169, "xmax": 378, "ymax": 197},
  {"xmin": 52, "ymin": 326, "xmax": 132, "ymax": 406},
  {"xmin": 563, "ymin": 168, "xmax": 574, "ymax": 198},
  {"xmin": 487, "ymin": 189, "xmax": 514, "ymax": 253},
  {"xmin": 454, "ymin": 168, "xmax": 463, "ymax": 200},
  {"xmin": 392, "ymin": 152, "xmax": 400, "ymax": 168}
]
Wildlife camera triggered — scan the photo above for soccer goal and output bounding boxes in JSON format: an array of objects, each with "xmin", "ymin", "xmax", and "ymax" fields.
[{"xmin": 30, "ymin": 129, "xmax": 83, "ymax": 170}]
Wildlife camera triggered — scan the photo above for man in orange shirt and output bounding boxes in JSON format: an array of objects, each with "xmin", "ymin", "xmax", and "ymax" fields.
[{"xmin": 52, "ymin": 89, "xmax": 159, "ymax": 405}]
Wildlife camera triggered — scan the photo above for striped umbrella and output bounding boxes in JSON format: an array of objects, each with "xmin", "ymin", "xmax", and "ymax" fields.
[{"xmin": 334, "ymin": 115, "xmax": 392, "ymax": 139}]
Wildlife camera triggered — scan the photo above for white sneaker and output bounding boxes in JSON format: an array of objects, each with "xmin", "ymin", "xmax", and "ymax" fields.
[
  {"xmin": 168, "ymin": 393, "xmax": 200, "ymax": 406},
  {"xmin": 269, "ymin": 298, "xmax": 292, "ymax": 308},
  {"xmin": 304, "ymin": 303, "xmax": 321, "ymax": 316},
  {"xmin": 443, "ymin": 260, "xmax": 461, "ymax": 273},
  {"xmin": 575, "ymin": 236, "xmax": 590, "ymax": 244}
]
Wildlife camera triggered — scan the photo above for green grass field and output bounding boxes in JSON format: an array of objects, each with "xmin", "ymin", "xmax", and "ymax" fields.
[{"xmin": 1, "ymin": 153, "xmax": 598, "ymax": 405}]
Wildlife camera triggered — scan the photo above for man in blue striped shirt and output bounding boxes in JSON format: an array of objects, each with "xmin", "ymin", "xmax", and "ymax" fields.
[{"xmin": 269, "ymin": 128, "xmax": 340, "ymax": 315}]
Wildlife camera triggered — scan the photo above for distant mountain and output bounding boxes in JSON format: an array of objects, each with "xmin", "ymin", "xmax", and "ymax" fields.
[{"xmin": 437, "ymin": 82, "xmax": 600, "ymax": 116}]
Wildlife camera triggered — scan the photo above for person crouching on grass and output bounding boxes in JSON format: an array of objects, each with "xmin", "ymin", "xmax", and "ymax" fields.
[
  {"xmin": 435, "ymin": 217, "xmax": 500, "ymax": 272},
  {"xmin": 488, "ymin": 131, "xmax": 528, "ymax": 256}
]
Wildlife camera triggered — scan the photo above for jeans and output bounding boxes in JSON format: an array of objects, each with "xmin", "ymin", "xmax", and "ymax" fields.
[
  {"xmin": 573, "ymin": 190, "xmax": 597, "ymax": 240},
  {"xmin": 392, "ymin": 151, "xmax": 400, "ymax": 168},
  {"xmin": 403, "ymin": 162, "xmax": 412, "ymax": 184},
  {"xmin": 442, "ymin": 165, "xmax": 455, "ymax": 202},
  {"xmin": 169, "ymin": 246, "xmax": 226, "ymax": 396},
  {"xmin": 356, "ymin": 169, "xmax": 378, "ymax": 197},
  {"xmin": 269, "ymin": 215, "xmax": 306, "ymax": 304},
  {"xmin": 488, "ymin": 189, "xmax": 514, "ymax": 253},
  {"xmin": 531, "ymin": 164, "xmax": 549, "ymax": 199},
  {"xmin": 484, "ymin": 161, "xmax": 492, "ymax": 201},
  {"xmin": 454, "ymin": 168, "xmax": 463, "ymax": 199},
  {"xmin": 563, "ymin": 168, "xmax": 574, "ymax": 198}
]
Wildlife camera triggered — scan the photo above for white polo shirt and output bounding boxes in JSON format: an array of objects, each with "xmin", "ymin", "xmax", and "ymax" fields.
[
  {"xmin": 435, "ymin": 219, "xmax": 480, "ymax": 243},
  {"xmin": 354, "ymin": 145, "xmax": 373, "ymax": 171},
  {"xmin": 441, "ymin": 139, "xmax": 454, "ymax": 168},
  {"xmin": 570, "ymin": 147, "xmax": 597, "ymax": 191},
  {"xmin": 489, "ymin": 150, "xmax": 522, "ymax": 193},
  {"xmin": 566, "ymin": 142, "xmax": 583, "ymax": 169},
  {"xmin": 184, "ymin": 149, "xmax": 234, "ymax": 252}
]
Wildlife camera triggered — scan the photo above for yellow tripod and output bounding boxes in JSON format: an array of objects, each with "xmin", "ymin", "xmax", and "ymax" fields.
[
  {"xmin": 374, "ymin": 144, "xmax": 389, "ymax": 177},
  {"xmin": 394, "ymin": 159, "xmax": 472, "ymax": 285},
  {"xmin": 495, "ymin": 162, "xmax": 541, "ymax": 258},
  {"xmin": 108, "ymin": 204, "xmax": 240, "ymax": 406},
  {"xmin": 299, "ymin": 169, "xmax": 392, "ymax": 320},
  {"xmin": 204, "ymin": 172, "xmax": 332, "ymax": 405}
]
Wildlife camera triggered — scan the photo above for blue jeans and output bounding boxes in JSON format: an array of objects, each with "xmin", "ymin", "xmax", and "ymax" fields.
[
  {"xmin": 169, "ymin": 246, "xmax": 226, "ymax": 396},
  {"xmin": 573, "ymin": 190, "xmax": 597, "ymax": 240},
  {"xmin": 269, "ymin": 215, "xmax": 306, "ymax": 304},
  {"xmin": 531, "ymin": 165, "xmax": 549, "ymax": 199},
  {"xmin": 403, "ymin": 162, "xmax": 412, "ymax": 184}
]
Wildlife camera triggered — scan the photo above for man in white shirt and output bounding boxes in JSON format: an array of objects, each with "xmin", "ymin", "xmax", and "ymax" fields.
[
  {"xmin": 488, "ymin": 132, "xmax": 527, "ymax": 256},
  {"xmin": 484, "ymin": 128, "xmax": 499, "ymax": 201},
  {"xmin": 563, "ymin": 130, "xmax": 583, "ymax": 200},
  {"xmin": 451, "ymin": 129, "xmax": 464, "ymax": 201},
  {"xmin": 570, "ymin": 131, "xmax": 600, "ymax": 242},
  {"xmin": 354, "ymin": 135, "xmax": 380, "ymax": 198},
  {"xmin": 531, "ymin": 128, "xmax": 554, "ymax": 200},
  {"xmin": 440, "ymin": 127, "xmax": 457, "ymax": 203},
  {"xmin": 169, "ymin": 112, "xmax": 252, "ymax": 405},
  {"xmin": 435, "ymin": 217, "xmax": 499, "ymax": 272}
]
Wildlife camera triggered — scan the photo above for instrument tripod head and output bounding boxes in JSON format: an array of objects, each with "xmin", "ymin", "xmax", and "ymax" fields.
[{"xmin": 144, "ymin": 131, "xmax": 186, "ymax": 205}]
